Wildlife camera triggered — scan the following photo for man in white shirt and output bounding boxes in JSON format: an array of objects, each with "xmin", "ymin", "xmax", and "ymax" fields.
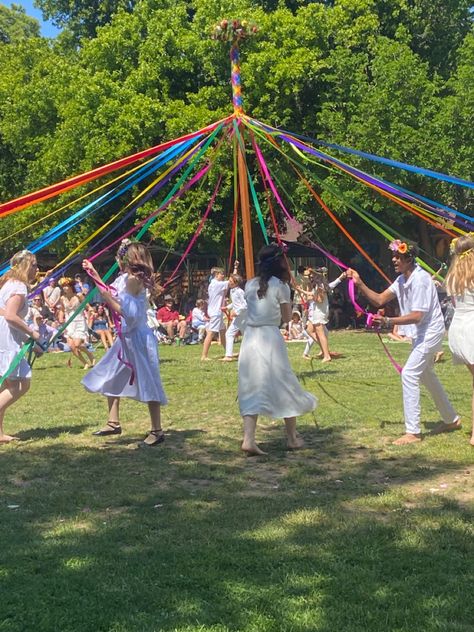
[
  {"xmin": 201, "ymin": 261, "xmax": 239, "ymax": 361},
  {"xmin": 347, "ymin": 240, "xmax": 459, "ymax": 445}
]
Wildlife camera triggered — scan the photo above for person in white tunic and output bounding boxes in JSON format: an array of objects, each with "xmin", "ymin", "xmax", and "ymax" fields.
[
  {"xmin": 201, "ymin": 262, "xmax": 239, "ymax": 360},
  {"xmin": 347, "ymin": 239, "xmax": 459, "ymax": 445},
  {"xmin": 58, "ymin": 277, "xmax": 95, "ymax": 369},
  {"xmin": 445, "ymin": 233, "xmax": 474, "ymax": 445},
  {"xmin": 239, "ymin": 244, "xmax": 317, "ymax": 455},
  {"xmin": 0, "ymin": 250, "xmax": 41, "ymax": 443},
  {"xmin": 82, "ymin": 243, "xmax": 167, "ymax": 448},
  {"xmin": 221, "ymin": 274, "xmax": 247, "ymax": 361}
]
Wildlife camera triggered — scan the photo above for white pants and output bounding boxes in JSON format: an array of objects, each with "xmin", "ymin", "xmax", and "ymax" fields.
[
  {"xmin": 225, "ymin": 319, "xmax": 241, "ymax": 357},
  {"xmin": 401, "ymin": 343, "xmax": 458, "ymax": 434}
]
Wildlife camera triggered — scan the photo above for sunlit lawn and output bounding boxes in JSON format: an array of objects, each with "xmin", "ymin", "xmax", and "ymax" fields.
[{"xmin": 0, "ymin": 331, "xmax": 472, "ymax": 632}]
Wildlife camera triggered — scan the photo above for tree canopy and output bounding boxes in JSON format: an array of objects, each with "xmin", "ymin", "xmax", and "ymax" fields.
[{"xmin": 0, "ymin": 0, "xmax": 472, "ymax": 262}]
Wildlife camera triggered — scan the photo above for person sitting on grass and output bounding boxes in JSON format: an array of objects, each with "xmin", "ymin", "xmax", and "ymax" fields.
[{"xmin": 346, "ymin": 239, "xmax": 460, "ymax": 446}]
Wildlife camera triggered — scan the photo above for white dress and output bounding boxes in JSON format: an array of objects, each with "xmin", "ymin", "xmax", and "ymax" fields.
[
  {"xmin": 448, "ymin": 289, "xmax": 474, "ymax": 365},
  {"xmin": 238, "ymin": 276, "xmax": 317, "ymax": 418},
  {"xmin": 82, "ymin": 290, "xmax": 167, "ymax": 403},
  {"xmin": 0, "ymin": 280, "xmax": 31, "ymax": 379},
  {"xmin": 63, "ymin": 296, "xmax": 88, "ymax": 341}
]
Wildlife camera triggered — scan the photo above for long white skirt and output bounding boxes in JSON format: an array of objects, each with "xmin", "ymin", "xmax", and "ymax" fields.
[{"xmin": 238, "ymin": 325, "xmax": 317, "ymax": 418}]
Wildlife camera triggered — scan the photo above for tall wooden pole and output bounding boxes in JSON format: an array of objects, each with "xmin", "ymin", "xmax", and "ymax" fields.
[
  {"xmin": 237, "ymin": 131, "xmax": 254, "ymax": 278},
  {"xmin": 231, "ymin": 42, "xmax": 254, "ymax": 278}
]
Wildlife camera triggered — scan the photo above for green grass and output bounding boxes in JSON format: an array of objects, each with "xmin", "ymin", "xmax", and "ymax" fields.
[{"xmin": 0, "ymin": 332, "xmax": 473, "ymax": 632}]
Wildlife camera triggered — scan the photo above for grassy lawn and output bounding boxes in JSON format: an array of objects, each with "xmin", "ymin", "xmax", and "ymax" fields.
[{"xmin": 0, "ymin": 331, "xmax": 472, "ymax": 632}]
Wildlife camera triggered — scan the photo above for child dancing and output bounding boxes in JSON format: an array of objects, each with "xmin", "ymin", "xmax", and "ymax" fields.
[
  {"xmin": 221, "ymin": 273, "xmax": 247, "ymax": 361},
  {"xmin": 82, "ymin": 243, "xmax": 167, "ymax": 447},
  {"xmin": 443, "ymin": 234, "xmax": 474, "ymax": 445}
]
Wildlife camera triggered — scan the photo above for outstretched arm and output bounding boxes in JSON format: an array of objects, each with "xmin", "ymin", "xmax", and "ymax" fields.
[
  {"xmin": 82, "ymin": 259, "xmax": 121, "ymax": 314},
  {"xmin": 346, "ymin": 269, "xmax": 395, "ymax": 308}
]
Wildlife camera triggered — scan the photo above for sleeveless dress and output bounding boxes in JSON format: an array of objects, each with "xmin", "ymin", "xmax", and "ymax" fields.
[
  {"xmin": 82, "ymin": 290, "xmax": 167, "ymax": 403},
  {"xmin": 63, "ymin": 296, "xmax": 88, "ymax": 341},
  {"xmin": 448, "ymin": 289, "xmax": 474, "ymax": 365},
  {"xmin": 238, "ymin": 276, "xmax": 317, "ymax": 418},
  {"xmin": 0, "ymin": 280, "xmax": 31, "ymax": 379}
]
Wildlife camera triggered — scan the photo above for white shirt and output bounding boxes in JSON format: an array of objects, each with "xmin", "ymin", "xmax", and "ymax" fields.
[
  {"xmin": 191, "ymin": 307, "xmax": 207, "ymax": 327},
  {"xmin": 229, "ymin": 287, "xmax": 247, "ymax": 315},
  {"xmin": 245, "ymin": 276, "xmax": 290, "ymax": 327},
  {"xmin": 388, "ymin": 265, "xmax": 445, "ymax": 345},
  {"xmin": 207, "ymin": 279, "xmax": 229, "ymax": 317}
]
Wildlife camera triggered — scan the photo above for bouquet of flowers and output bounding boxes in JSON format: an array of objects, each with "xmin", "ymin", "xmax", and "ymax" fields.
[{"xmin": 212, "ymin": 19, "xmax": 258, "ymax": 42}]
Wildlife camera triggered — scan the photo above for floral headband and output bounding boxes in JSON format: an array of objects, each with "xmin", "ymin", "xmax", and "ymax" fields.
[
  {"xmin": 388, "ymin": 239, "xmax": 414, "ymax": 255},
  {"xmin": 58, "ymin": 276, "xmax": 74, "ymax": 287},
  {"xmin": 117, "ymin": 239, "xmax": 132, "ymax": 260},
  {"xmin": 450, "ymin": 233, "xmax": 474, "ymax": 258}
]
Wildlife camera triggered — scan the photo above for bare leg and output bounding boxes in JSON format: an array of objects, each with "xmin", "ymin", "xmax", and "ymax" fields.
[
  {"xmin": 201, "ymin": 330, "xmax": 214, "ymax": 360},
  {"xmin": 284, "ymin": 416, "xmax": 305, "ymax": 449},
  {"xmin": 142, "ymin": 402, "xmax": 164, "ymax": 446},
  {"xmin": 241, "ymin": 414, "xmax": 266, "ymax": 455},
  {"xmin": 99, "ymin": 331, "xmax": 108, "ymax": 349},
  {"xmin": 68, "ymin": 339, "xmax": 88, "ymax": 367},
  {"xmin": 0, "ymin": 379, "xmax": 30, "ymax": 442},
  {"xmin": 79, "ymin": 341, "xmax": 94, "ymax": 365},
  {"xmin": 305, "ymin": 323, "xmax": 323, "ymax": 357},
  {"xmin": 469, "ymin": 365, "xmax": 474, "ymax": 446},
  {"xmin": 219, "ymin": 329, "xmax": 226, "ymax": 349},
  {"xmin": 315, "ymin": 324, "xmax": 331, "ymax": 361},
  {"xmin": 105, "ymin": 330, "xmax": 114, "ymax": 347},
  {"xmin": 93, "ymin": 397, "xmax": 121, "ymax": 435}
]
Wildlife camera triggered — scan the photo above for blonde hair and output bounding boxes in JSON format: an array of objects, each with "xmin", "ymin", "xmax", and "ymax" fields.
[
  {"xmin": 0, "ymin": 250, "xmax": 36, "ymax": 290},
  {"xmin": 445, "ymin": 234, "xmax": 474, "ymax": 297}
]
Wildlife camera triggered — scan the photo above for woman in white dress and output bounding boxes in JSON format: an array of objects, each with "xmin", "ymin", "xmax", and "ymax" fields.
[
  {"xmin": 0, "ymin": 250, "xmax": 41, "ymax": 443},
  {"xmin": 82, "ymin": 243, "xmax": 167, "ymax": 448},
  {"xmin": 239, "ymin": 244, "xmax": 317, "ymax": 455},
  {"xmin": 445, "ymin": 233, "xmax": 474, "ymax": 445},
  {"xmin": 58, "ymin": 277, "xmax": 95, "ymax": 369}
]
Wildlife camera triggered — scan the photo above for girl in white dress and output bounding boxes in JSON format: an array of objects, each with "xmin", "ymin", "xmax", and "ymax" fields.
[
  {"xmin": 58, "ymin": 277, "xmax": 95, "ymax": 369},
  {"xmin": 239, "ymin": 244, "xmax": 317, "ymax": 455},
  {"xmin": 82, "ymin": 243, "xmax": 167, "ymax": 448},
  {"xmin": 445, "ymin": 233, "xmax": 474, "ymax": 445},
  {"xmin": 0, "ymin": 250, "xmax": 41, "ymax": 443},
  {"xmin": 297, "ymin": 268, "xmax": 346, "ymax": 362}
]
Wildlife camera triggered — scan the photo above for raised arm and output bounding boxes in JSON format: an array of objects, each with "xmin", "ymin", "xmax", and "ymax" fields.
[
  {"xmin": 346, "ymin": 269, "xmax": 395, "ymax": 308},
  {"xmin": 82, "ymin": 259, "xmax": 121, "ymax": 314}
]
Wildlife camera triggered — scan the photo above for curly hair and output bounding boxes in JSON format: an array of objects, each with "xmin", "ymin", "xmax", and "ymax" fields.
[
  {"xmin": 445, "ymin": 234, "xmax": 474, "ymax": 297},
  {"xmin": 256, "ymin": 244, "xmax": 290, "ymax": 299}
]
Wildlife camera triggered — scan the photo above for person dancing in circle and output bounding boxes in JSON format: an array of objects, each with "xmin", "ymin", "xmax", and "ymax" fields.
[
  {"xmin": 444, "ymin": 233, "xmax": 474, "ymax": 445},
  {"xmin": 239, "ymin": 244, "xmax": 317, "ymax": 455},
  {"xmin": 347, "ymin": 239, "xmax": 459, "ymax": 446},
  {"xmin": 82, "ymin": 243, "xmax": 167, "ymax": 447},
  {"xmin": 0, "ymin": 250, "xmax": 42, "ymax": 443}
]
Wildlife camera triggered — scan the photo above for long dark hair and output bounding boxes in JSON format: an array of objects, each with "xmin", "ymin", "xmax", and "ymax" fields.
[{"xmin": 256, "ymin": 244, "xmax": 290, "ymax": 298}]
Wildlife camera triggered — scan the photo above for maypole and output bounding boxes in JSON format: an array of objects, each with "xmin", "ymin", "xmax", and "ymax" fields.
[{"xmin": 213, "ymin": 19, "xmax": 258, "ymax": 278}]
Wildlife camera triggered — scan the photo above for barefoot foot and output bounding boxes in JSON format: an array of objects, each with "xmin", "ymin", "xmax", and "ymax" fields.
[
  {"xmin": 392, "ymin": 433, "xmax": 422, "ymax": 445},
  {"xmin": 287, "ymin": 434, "xmax": 305, "ymax": 450},
  {"xmin": 241, "ymin": 442, "xmax": 267, "ymax": 456},
  {"xmin": 431, "ymin": 418, "xmax": 462, "ymax": 435},
  {"xmin": 0, "ymin": 434, "xmax": 20, "ymax": 444}
]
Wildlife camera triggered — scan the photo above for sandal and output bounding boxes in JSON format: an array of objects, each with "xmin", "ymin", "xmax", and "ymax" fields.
[
  {"xmin": 92, "ymin": 421, "xmax": 122, "ymax": 436},
  {"xmin": 140, "ymin": 429, "xmax": 165, "ymax": 448}
]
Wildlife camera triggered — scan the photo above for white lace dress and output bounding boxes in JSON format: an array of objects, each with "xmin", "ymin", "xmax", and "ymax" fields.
[
  {"xmin": 0, "ymin": 280, "xmax": 31, "ymax": 379},
  {"xmin": 448, "ymin": 289, "xmax": 474, "ymax": 365},
  {"xmin": 238, "ymin": 276, "xmax": 317, "ymax": 418}
]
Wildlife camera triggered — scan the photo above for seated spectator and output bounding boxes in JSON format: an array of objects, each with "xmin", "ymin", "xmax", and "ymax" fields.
[
  {"xmin": 74, "ymin": 274, "xmax": 90, "ymax": 296},
  {"xmin": 191, "ymin": 299, "xmax": 209, "ymax": 342},
  {"xmin": 288, "ymin": 310, "xmax": 306, "ymax": 340},
  {"xmin": 156, "ymin": 295, "xmax": 180, "ymax": 340},
  {"xmin": 88, "ymin": 303, "xmax": 114, "ymax": 349}
]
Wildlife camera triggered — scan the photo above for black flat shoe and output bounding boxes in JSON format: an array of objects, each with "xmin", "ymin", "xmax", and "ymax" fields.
[
  {"xmin": 139, "ymin": 430, "xmax": 165, "ymax": 448},
  {"xmin": 92, "ymin": 422, "xmax": 122, "ymax": 436}
]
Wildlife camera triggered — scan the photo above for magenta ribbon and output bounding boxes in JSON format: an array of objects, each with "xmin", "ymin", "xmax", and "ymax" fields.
[
  {"xmin": 89, "ymin": 163, "xmax": 211, "ymax": 262},
  {"xmin": 86, "ymin": 272, "xmax": 135, "ymax": 385},
  {"xmin": 163, "ymin": 175, "xmax": 223, "ymax": 288},
  {"xmin": 253, "ymin": 141, "xmax": 293, "ymax": 220}
]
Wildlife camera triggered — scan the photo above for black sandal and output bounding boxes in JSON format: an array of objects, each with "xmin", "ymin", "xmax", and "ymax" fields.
[
  {"xmin": 92, "ymin": 421, "xmax": 122, "ymax": 436},
  {"xmin": 139, "ymin": 429, "xmax": 165, "ymax": 448}
]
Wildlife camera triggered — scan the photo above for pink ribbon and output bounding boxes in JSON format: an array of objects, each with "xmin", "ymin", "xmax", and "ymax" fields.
[
  {"xmin": 253, "ymin": 141, "xmax": 293, "ymax": 220},
  {"xmin": 86, "ymin": 272, "xmax": 135, "ymax": 385}
]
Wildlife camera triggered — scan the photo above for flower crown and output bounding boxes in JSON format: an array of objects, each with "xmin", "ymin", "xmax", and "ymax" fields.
[
  {"xmin": 117, "ymin": 239, "xmax": 132, "ymax": 260},
  {"xmin": 388, "ymin": 239, "xmax": 414, "ymax": 255},
  {"xmin": 58, "ymin": 276, "xmax": 74, "ymax": 287},
  {"xmin": 450, "ymin": 233, "xmax": 474, "ymax": 258}
]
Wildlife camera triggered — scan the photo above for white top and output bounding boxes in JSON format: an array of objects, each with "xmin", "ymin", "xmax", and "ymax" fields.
[
  {"xmin": 388, "ymin": 265, "xmax": 445, "ymax": 345},
  {"xmin": 207, "ymin": 278, "xmax": 229, "ymax": 317},
  {"xmin": 110, "ymin": 273, "xmax": 128, "ymax": 295},
  {"xmin": 245, "ymin": 276, "xmax": 291, "ymax": 327},
  {"xmin": 0, "ymin": 280, "xmax": 31, "ymax": 379},
  {"xmin": 191, "ymin": 307, "xmax": 207, "ymax": 327},
  {"xmin": 229, "ymin": 287, "xmax": 247, "ymax": 315},
  {"xmin": 43, "ymin": 285, "xmax": 61, "ymax": 306},
  {"xmin": 448, "ymin": 289, "xmax": 474, "ymax": 365}
]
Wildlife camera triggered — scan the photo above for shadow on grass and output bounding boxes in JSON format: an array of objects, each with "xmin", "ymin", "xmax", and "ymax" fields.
[
  {"xmin": 15, "ymin": 424, "xmax": 91, "ymax": 440},
  {"xmin": 0, "ymin": 426, "xmax": 472, "ymax": 632}
]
